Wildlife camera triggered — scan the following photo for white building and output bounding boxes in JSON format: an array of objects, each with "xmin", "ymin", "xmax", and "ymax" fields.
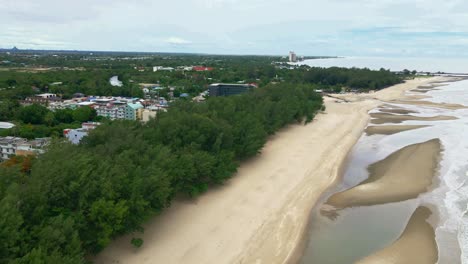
[
  {"xmin": 64, "ymin": 122, "xmax": 100, "ymax": 145},
  {"xmin": 36, "ymin": 93, "xmax": 58, "ymax": 99},
  {"xmin": 289, "ymin": 51, "xmax": 297, "ymax": 63},
  {"xmin": 95, "ymin": 104, "xmax": 126, "ymax": 120},
  {"xmin": 0, "ymin": 137, "xmax": 49, "ymax": 160},
  {"xmin": 153, "ymin": 66, "xmax": 175, "ymax": 72},
  {"xmin": 0, "ymin": 137, "xmax": 26, "ymax": 160}
]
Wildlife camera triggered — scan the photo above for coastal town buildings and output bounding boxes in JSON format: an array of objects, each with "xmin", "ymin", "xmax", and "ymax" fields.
[{"xmin": 0, "ymin": 136, "xmax": 50, "ymax": 161}]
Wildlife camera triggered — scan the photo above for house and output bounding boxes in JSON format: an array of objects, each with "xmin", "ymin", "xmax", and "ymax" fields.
[
  {"xmin": 20, "ymin": 93, "xmax": 63, "ymax": 106},
  {"xmin": 15, "ymin": 138, "xmax": 50, "ymax": 157},
  {"xmin": 0, "ymin": 137, "xmax": 26, "ymax": 161},
  {"xmin": 0, "ymin": 137, "xmax": 50, "ymax": 160},
  {"xmin": 64, "ymin": 122, "xmax": 100, "ymax": 145}
]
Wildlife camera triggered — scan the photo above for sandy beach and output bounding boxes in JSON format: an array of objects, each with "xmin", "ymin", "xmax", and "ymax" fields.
[
  {"xmin": 325, "ymin": 139, "xmax": 441, "ymax": 209},
  {"xmin": 391, "ymin": 100, "xmax": 467, "ymax": 110},
  {"xmin": 369, "ymin": 112, "xmax": 457, "ymax": 124},
  {"xmin": 93, "ymin": 77, "xmax": 442, "ymax": 264},
  {"xmin": 365, "ymin": 125, "xmax": 429, "ymax": 136},
  {"xmin": 357, "ymin": 207, "xmax": 438, "ymax": 264}
]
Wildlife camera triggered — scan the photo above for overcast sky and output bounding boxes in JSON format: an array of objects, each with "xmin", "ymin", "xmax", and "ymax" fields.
[{"xmin": 1, "ymin": 0, "xmax": 468, "ymax": 57}]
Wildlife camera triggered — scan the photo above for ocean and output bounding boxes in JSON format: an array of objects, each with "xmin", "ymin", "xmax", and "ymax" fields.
[
  {"xmin": 301, "ymin": 57, "xmax": 468, "ymax": 74},
  {"xmin": 299, "ymin": 68, "xmax": 468, "ymax": 263}
]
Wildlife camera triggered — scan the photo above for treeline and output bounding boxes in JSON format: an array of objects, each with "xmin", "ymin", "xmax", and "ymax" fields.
[
  {"xmin": 0, "ymin": 70, "xmax": 144, "ymax": 100},
  {"xmin": 283, "ymin": 66, "xmax": 403, "ymax": 91},
  {"xmin": 0, "ymin": 83, "xmax": 323, "ymax": 263},
  {"xmin": 305, "ymin": 67, "xmax": 402, "ymax": 89},
  {"xmin": 0, "ymin": 104, "xmax": 97, "ymax": 139}
]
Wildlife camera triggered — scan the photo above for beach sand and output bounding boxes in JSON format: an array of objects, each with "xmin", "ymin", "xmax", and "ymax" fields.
[
  {"xmin": 326, "ymin": 139, "xmax": 441, "ymax": 209},
  {"xmin": 370, "ymin": 113, "xmax": 457, "ymax": 124},
  {"xmin": 356, "ymin": 206, "xmax": 438, "ymax": 264},
  {"xmin": 391, "ymin": 100, "xmax": 467, "ymax": 110},
  {"xmin": 93, "ymin": 77, "xmax": 443, "ymax": 264},
  {"xmin": 377, "ymin": 108, "xmax": 419, "ymax": 115},
  {"xmin": 365, "ymin": 125, "xmax": 429, "ymax": 136}
]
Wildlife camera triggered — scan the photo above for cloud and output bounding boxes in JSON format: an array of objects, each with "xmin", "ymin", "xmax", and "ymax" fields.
[
  {"xmin": 1, "ymin": 0, "xmax": 468, "ymax": 56},
  {"xmin": 164, "ymin": 37, "xmax": 192, "ymax": 45}
]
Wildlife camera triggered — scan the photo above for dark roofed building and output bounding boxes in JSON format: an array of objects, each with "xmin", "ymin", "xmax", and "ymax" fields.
[{"xmin": 208, "ymin": 83, "xmax": 254, "ymax": 97}]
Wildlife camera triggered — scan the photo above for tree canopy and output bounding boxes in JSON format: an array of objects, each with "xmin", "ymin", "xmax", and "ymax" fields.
[{"xmin": 0, "ymin": 83, "xmax": 323, "ymax": 263}]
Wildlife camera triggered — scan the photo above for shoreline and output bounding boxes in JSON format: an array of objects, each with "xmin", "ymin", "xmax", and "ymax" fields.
[
  {"xmin": 356, "ymin": 206, "xmax": 439, "ymax": 264},
  {"xmin": 93, "ymin": 77, "xmax": 443, "ymax": 264},
  {"xmin": 325, "ymin": 138, "xmax": 442, "ymax": 209}
]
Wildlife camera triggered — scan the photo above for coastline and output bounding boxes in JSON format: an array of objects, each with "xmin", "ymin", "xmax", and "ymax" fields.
[{"xmin": 93, "ymin": 77, "xmax": 442, "ymax": 264}]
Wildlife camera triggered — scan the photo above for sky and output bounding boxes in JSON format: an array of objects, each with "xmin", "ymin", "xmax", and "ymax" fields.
[{"xmin": 1, "ymin": 0, "xmax": 468, "ymax": 57}]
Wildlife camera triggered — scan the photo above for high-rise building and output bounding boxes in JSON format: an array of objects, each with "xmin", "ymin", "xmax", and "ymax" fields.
[
  {"xmin": 208, "ymin": 83, "xmax": 254, "ymax": 97},
  {"xmin": 289, "ymin": 51, "xmax": 297, "ymax": 62}
]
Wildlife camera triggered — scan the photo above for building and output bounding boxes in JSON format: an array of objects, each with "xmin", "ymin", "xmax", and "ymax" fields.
[
  {"xmin": 15, "ymin": 138, "xmax": 50, "ymax": 157},
  {"xmin": 20, "ymin": 93, "xmax": 63, "ymax": 106},
  {"xmin": 0, "ymin": 137, "xmax": 26, "ymax": 161},
  {"xmin": 208, "ymin": 83, "xmax": 254, "ymax": 97},
  {"xmin": 289, "ymin": 51, "xmax": 297, "ymax": 63},
  {"xmin": 153, "ymin": 66, "xmax": 174, "ymax": 72},
  {"xmin": 0, "ymin": 122, "xmax": 15, "ymax": 130},
  {"xmin": 141, "ymin": 109, "xmax": 157, "ymax": 122},
  {"xmin": 95, "ymin": 104, "xmax": 126, "ymax": 120},
  {"xmin": 64, "ymin": 122, "xmax": 100, "ymax": 145},
  {"xmin": 125, "ymin": 102, "xmax": 144, "ymax": 120}
]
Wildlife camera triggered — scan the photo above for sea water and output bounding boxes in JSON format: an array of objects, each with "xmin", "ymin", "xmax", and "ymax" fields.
[
  {"xmin": 301, "ymin": 57, "xmax": 468, "ymax": 73},
  {"xmin": 300, "ymin": 79, "xmax": 468, "ymax": 263}
]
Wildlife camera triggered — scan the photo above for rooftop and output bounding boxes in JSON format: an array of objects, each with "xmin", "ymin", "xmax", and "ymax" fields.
[{"xmin": 0, "ymin": 122, "xmax": 15, "ymax": 129}]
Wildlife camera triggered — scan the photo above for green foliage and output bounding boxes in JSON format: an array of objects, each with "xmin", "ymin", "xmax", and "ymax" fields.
[
  {"xmin": 131, "ymin": 238, "xmax": 144, "ymax": 248},
  {"xmin": 72, "ymin": 106, "xmax": 96, "ymax": 123},
  {"xmin": 297, "ymin": 67, "xmax": 402, "ymax": 90},
  {"xmin": 0, "ymin": 83, "xmax": 323, "ymax": 262},
  {"xmin": 17, "ymin": 104, "xmax": 49, "ymax": 125}
]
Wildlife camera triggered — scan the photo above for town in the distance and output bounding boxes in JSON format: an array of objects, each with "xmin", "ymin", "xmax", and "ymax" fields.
[{"xmin": 0, "ymin": 48, "xmax": 371, "ymax": 162}]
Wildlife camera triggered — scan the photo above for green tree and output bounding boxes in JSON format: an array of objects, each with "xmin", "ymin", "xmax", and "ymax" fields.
[
  {"xmin": 131, "ymin": 238, "xmax": 144, "ymax": 248},
  {"xmin": 72, "ymin": 106, "xmax": 96, "ymax": 123},
  {"xmin": 17, "ymin": 104, "xmax": 49, "ymax": 125}
]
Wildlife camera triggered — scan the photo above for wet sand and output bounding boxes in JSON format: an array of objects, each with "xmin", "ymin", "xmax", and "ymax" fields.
[
  {"xmin": 365, "ymin": 125, "xmax": 429, "ymax": 136},
  {"xmin": 391, "ymin": 100, "xmax": 467, "ymax": 110},
  {"xmin": 377, "ymin": 108, "xmax": 418, "ymax": 115},
  {"xmin": 370, "ymin": 112, "xmax": 457, "ymax": 124},
  {"xmin": 357, "ymin": 206, "xmax": 438, "ymax": 264},
  {"xmin": 326, "ymin": 139, "xmax": 441, "ymax": 209}
]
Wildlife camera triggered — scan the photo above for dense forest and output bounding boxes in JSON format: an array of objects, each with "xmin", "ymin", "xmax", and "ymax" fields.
[
  {"xmin": 0, "ymin": 83, "xmax": 324, "ymax": 263},
  {"xmin": 0, "ymin": 53, "xmax": 403, "ymax": 103}
]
